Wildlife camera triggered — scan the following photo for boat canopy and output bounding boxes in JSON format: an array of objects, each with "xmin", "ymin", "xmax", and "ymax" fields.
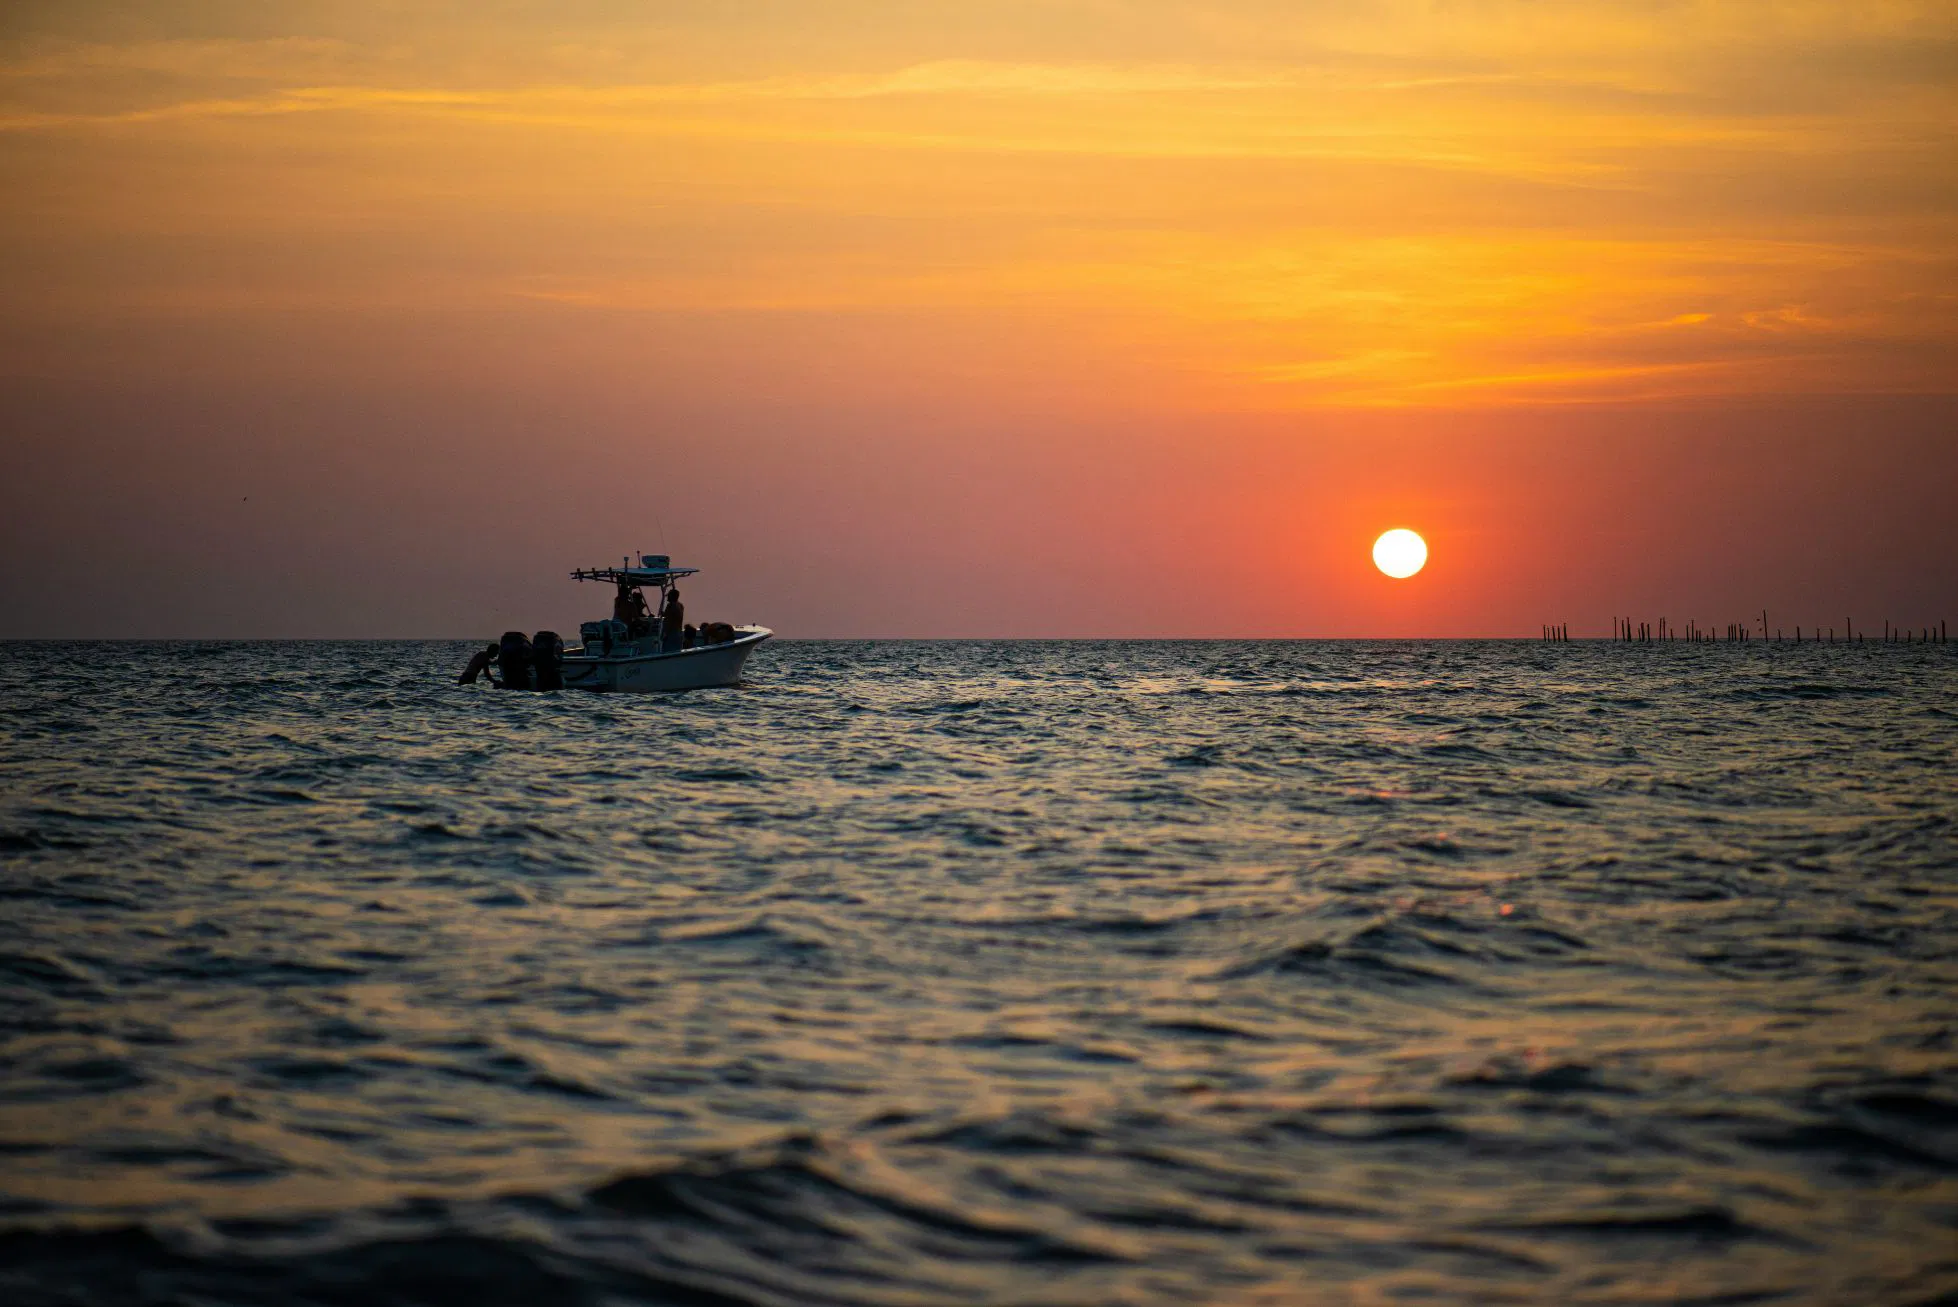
[{"xmin": 571, "ymin": 554, "xmax": 698, "ymax": 586}]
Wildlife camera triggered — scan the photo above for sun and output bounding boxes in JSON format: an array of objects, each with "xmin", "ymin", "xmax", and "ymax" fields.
[{"xmin": 1372, "ymin": 528, "xmax": 1428, "ymax": 579}]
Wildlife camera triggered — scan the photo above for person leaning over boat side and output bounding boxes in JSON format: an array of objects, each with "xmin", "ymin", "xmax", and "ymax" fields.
[
  {"xmin": 457, "ymin": 641, "xmax": 499, "ymax": 685},
  {"xmin": 661, "ymin": 586, "xmax": 685, "ymax": 652}
]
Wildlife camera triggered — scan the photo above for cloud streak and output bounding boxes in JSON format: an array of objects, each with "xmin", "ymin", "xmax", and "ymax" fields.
[{"xmin": 2, "ymin": 4, "xmax": 1953, "ymax": 407}]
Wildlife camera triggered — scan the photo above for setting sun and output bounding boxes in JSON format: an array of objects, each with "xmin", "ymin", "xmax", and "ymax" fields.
[{"xmin": 1372, "ymin": 529, "xmax": 1428, "ymax": 579}]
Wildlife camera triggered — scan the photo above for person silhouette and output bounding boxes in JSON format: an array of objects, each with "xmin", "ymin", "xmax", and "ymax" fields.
[
  {"xmin": 661, "ymin": 587, "xmax": 685, "ymax": 652},
  {"xmin": 457, "ymin": 641, "xmax": 499, "ymax": 685}
]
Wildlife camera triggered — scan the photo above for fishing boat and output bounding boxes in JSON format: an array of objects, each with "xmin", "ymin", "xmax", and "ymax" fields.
[{"xmin": 558, "ymin": 555, "xmax": 771, "ymax": 692}]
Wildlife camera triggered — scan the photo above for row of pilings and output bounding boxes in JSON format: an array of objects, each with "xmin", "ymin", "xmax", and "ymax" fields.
[
  {"xmin": 1613, "ymin": 617, "xmax": 1749, "ymax": 642},
  {"xmin": 1554, "ymin": 617, "xmax": 1954, "ymax": 644}
]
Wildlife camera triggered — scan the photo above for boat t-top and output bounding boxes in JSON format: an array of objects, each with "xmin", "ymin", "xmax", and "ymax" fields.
[{"xmin": 557, "ymin": 555, "xmax": 771, "ymax": 692}]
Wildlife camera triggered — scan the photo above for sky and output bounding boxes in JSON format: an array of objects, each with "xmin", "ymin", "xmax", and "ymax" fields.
[{"xmin": 2, "ymin": 1, "xmax": 1954, "ymax": 637}]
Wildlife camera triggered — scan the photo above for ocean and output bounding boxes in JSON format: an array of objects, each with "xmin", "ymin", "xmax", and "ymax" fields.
[{"xmin": 1, "ymin": 638, "xmax": 1954, "ymax": 1305}]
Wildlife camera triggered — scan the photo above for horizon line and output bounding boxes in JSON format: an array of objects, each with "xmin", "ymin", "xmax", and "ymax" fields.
[{"xmin": 2, "ymin": 633, "xmax": 1948, "ymax": 644}]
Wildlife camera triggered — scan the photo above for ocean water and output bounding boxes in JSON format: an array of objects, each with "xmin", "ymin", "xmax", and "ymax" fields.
[{"xmin": 1, "ymin": 638, "xmax": 1954, "ymax": 1306}]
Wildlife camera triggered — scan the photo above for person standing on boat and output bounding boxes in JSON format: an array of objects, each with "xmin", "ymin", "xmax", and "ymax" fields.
[
  {"xmin": 614, "ymin": 584, "xmax": 652, "ymax": 637},
  {"xmin": 661, "ymin": 586, "xmax": 685, "ymax": 652}
]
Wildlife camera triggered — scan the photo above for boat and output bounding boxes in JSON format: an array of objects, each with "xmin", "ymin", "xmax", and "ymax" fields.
[{"xmin": 556, "ymin": 555, "xmax": 771, "ymax": 692}]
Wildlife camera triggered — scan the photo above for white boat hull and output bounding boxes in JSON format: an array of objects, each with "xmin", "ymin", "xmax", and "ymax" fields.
[{"xmin": 559, "ymin": 627, "xmax": 771, "ymax": 693}]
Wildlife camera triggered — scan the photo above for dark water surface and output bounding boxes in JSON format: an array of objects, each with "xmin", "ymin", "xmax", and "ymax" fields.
[{"xmin": 2, "ymin": 639, "xmax": 1955, "ymax": 1305}]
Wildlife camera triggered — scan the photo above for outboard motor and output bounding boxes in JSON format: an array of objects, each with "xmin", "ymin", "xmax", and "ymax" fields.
[
  {"xmin": 497, "ymin": 630, "xmax": 532, "ymax": 691},
  {"xmin": 531, "ymin": 631, "xmax": 564, "ymax": 691}
]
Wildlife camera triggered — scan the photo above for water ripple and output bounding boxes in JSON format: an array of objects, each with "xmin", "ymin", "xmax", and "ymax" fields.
[{"xmin": 0, "ymin": 638, "xmax": 1954, "ymax": 1305}]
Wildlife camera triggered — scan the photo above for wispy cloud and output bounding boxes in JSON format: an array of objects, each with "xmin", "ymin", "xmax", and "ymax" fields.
[{"xmin": 2, "ymin": 5, "xmax": 1952, "ymax": 407}]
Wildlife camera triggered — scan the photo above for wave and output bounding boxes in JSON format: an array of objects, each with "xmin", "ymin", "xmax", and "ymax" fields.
[
  {"xmin": 0, "ymin": 1134, "xmax": 1127, "ymax": 1307},
  {"xmin": 1218, "ymin": 907, "xmax": 1592, "ymax": 989},
  {"xmin": 1720, "ymin": 682, "xmax": 1894, "ymax": 701}
]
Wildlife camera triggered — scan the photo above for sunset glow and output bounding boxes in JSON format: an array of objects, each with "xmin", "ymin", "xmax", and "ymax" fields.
[
  {"xmin": 5, "ymin": 10, "xmax": 1955, "ymax": 1302},
  {"xmin": 1, "ymin": 2, "xmax": 1954, "ymax": 636}
]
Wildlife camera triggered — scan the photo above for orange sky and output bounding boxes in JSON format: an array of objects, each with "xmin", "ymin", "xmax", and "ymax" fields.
[{"xmin": 2, "ymin": 1, "xmax": 1954, "ymax": 636}]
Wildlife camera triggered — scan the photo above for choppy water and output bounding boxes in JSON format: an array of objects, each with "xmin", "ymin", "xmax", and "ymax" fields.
[{"xmin": 2, "ymin": 639, "xmax": 1955, "ymax": 1305}]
